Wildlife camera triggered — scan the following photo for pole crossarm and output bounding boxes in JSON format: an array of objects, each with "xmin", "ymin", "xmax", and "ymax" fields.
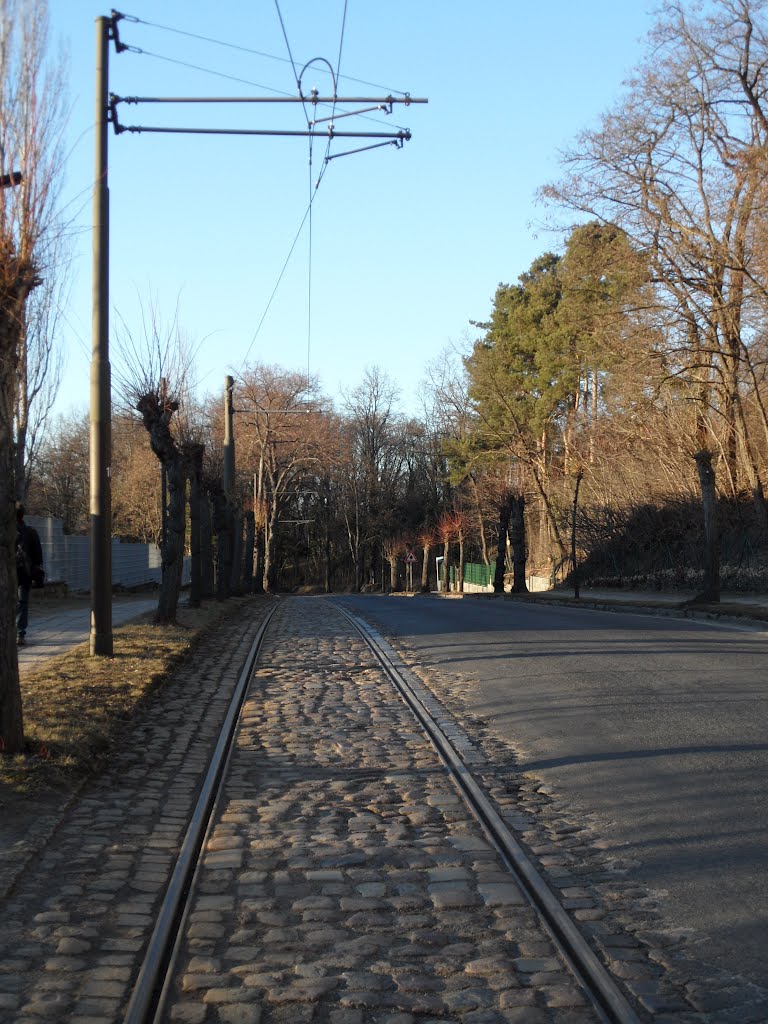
[
  {"xmin": 108, "ymin": 93, "xmax": 421, "ymax": 142},
  {"xmin": 112, "ymin": 124, "xmax": 412, "ymax": 141},
  {"xmin": 113, "ymin": 95, "xmax": 427, "ymax": 106}
]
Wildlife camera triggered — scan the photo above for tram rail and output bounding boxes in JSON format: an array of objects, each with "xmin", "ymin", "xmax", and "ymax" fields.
[
  {"xmin": 123, "ymin": 603, "xmax": 279, "ymax": 1024},
  {"xmin": 335, "ymin": 603, "xmax": 642, "ymax": 1024}
]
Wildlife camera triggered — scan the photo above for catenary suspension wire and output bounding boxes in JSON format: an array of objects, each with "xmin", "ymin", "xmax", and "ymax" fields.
[
  {"xmin": 308, "ymin": 0, "xmax": 348, "ymax": 382},
  {"xmin": 116, "ymin": 9, "xmax": 414, "ymax": 383},
  {"xmin": 123, "ymin": 12, "xmax": 409, "ymax": 95},
  {"xmin": 273, "ymin": 0, "xmax": 317, "ymax": 383},
  {"xmin": 122, "ymin": 47, "xmax": 295, "ymax": 98}
]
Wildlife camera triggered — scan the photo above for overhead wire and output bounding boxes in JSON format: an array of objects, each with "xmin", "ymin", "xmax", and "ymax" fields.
[
  {"xmin": 114, "ymin": 8, "xmax": 407, "ymax": 385},
  {"xmin": 125, "ymin": 13, "xmax": 409, "ymax": 96},
  {"xmin": 123, "ymin": 46, "xmax": 408, "ymax": 131},
  {"xmin": 273, "ymin": 0, "xmax": 323, "ymax": 385},
  {"xmin": 121, "ymin": 48, "xmax": 296, "ymax": 99},
  {"xmin": 309, "ymin": 0, "xmax": 349, "ymax": 381}
]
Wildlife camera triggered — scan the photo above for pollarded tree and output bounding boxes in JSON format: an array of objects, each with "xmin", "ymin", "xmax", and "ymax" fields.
[
  {"xmin": 111, "ymin": 412, "xmax": 163, "ymax": 544},
  {"xmin": 0, "ymin": 0, "xmax": 68, "ymax": 754},
  {"xmin": 113, "ymin": 301, "xmax": 201, "ymax": 624}
]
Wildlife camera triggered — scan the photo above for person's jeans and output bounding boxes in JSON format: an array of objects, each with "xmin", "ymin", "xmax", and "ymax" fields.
[{"xmin": 17, "ymin": 583, "xmax": 30, "ymax": 637}]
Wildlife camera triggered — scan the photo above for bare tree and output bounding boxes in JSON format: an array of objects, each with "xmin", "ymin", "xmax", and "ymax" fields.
[
  {"xmin": 113, "ymin": 299, "xmax": 200, "ymax": 624},
  {"xmin": 237, "ymin": 364, "xmax": 328, "ymax": 593},
  {"xmin": 1, "ymin": 0, "xmax": 68, "ymax": 754},
  {"xmin": 15, "ymin": 239, "xmax": 66, "ymax": 501},
  {"xmin": 542, "ymin": 0, "xmax": 768, "ymax": 530},
  {"xmin": 341, "ymin": 366, "xmax": 404, "ymax": 589}
]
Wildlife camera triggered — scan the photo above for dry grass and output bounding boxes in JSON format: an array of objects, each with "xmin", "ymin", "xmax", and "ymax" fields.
[{"xmin": 1, "ymin": 600, "xmax": 235, "ymax": 796}]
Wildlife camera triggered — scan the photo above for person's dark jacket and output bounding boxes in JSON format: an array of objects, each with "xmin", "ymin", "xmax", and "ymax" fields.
[{"xmin": 17, "ymin": 521, "xmax": 44, "ymax": 588}]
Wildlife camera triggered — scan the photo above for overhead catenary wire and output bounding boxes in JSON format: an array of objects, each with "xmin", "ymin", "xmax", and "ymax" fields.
[
  {"xmin": 109, "ymin": 8, "xmax": 425, "ymax": 389},
  {"xmin": 121, "ymin": 11, "xmax": 410, "ymax": 96},
  {"xmin": 273, "ymin": 0, "xmax": 322, "ymax": 385},
  {"xmin": 120, "ymin": 48, "xmax": 411, "ymax": 131}
]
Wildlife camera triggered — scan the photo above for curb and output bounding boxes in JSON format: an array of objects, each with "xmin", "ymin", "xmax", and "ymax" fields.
[{"xmin": 467, "ymin": 591, "xmax": 768, "ymax": 629}]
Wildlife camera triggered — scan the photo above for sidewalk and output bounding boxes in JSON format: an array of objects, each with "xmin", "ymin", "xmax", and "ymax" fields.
[
  {"xmin": 17, "ymin": 593, "xmax": 159, "ymax": 676},
  {"xmin": 511, "ymin": 586, "xmax": 768, "ymax": 625}
]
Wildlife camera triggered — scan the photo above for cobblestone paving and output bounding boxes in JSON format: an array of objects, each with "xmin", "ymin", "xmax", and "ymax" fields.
[
  {"xmin": 166, "ymin": 598, "xmax": 600, "ymax": 1024},
  {"xmin": 0, "ymin": 599, "xmax": 273, "ymax": 1024}
]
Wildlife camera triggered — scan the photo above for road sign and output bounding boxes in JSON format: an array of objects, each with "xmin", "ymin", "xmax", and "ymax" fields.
[{"xmin": 406, "ymin": 552, "xmax": 417, "ymax": 564}]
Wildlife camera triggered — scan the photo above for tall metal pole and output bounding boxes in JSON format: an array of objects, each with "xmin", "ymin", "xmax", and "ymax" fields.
[
  {"xmin": 223, "ymin": 375, "xmax": 235, "ymax": 498},
  {"xmin": 89, "ymin": 16, "xmax": 113, "ymax": 655}
]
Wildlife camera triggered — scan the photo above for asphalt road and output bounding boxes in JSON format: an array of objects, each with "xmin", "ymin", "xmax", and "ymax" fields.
[{"xmin": 337, "ymin": 593, "xmax": 768, "ymax": 998}]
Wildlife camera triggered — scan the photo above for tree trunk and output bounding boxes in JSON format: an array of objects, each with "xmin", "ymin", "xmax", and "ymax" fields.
[
  {"xmin": 0, "ymin": 322, "xmax": 24, "ymax": 753},
  {"xmin": 420, "ymin": 542, "xmax": 431, "ymax": 593},
  {"xmin": 212, "ymin": 491, "xmax": 231, "ymax": 600},
  {"xmin": 155, "ymin": 454, "xmax": 186, "ymax": 624},
  {"xmin": 229, "ymin": 510, "xmax": 243, "ymax": 595},
  {"xmin": 242, "ymin": 509, "xmax": 255, "ymax": 594},
  {"xmin": 253, "ymin": 520, "xmax": 264, "ymax": 594},
  {"xmin": 570, "ymin": 470, "xmax": 583, "ymax": 599},
  {"xmin": 509, "ymin": 495, "xmax": 528, "ymax": 594},
  {"xmin": 493, "ymin": 494, "xmax": 512, "ymax": 593},
  {"xmin": 186, "ymin": 445, "xmax": 204, "ymax": 608},
  {"xmin": 263, "ymin": 508, "xmax": 279, "ymax": 592},
  {"xmin": 135, "ymin": 394, "xmax": 186, "ymax": 625},
  {"xmin": 442, "ymin": 539, "xmax": 450, "ymax": 592},
  {"xmin": 200, "ymin": 495, "xmax": 215, "ymax": 598},
  {"xmin": 324, "ymin": 498, "xmax": 332, "ymax": 593},
  {"xmin": 692, "ymin": 450, "xmax": 720, "ymax": 603},
  {"xmin": 457, "ymin": 531, "xmax": 465, "ymax": 593},
  {"xmin": 188, "ymin": 469, "xmax": 201, "ymax": 608}
]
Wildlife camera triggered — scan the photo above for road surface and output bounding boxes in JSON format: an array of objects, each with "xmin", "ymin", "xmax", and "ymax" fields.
[{"xmin": 339, "ymin": 593, "xmax": 768, "ymax": 1002}]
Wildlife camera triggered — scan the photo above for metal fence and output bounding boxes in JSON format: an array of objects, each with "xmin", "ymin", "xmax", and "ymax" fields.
[{"xmin": 28, "ymin": 515, "xmax": 190, "ymax": 593}]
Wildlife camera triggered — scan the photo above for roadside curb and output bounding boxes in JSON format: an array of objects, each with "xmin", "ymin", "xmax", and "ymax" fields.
[{"xmin": 464, "ymin": 591, "xmax": 768, "ymax": 629}]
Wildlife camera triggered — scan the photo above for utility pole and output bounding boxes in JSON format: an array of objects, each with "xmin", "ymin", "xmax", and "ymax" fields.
[
  {"xmin": 160, "ymin": 377, "xmax": 168, "ymax": 546},
  {"xmin": 90, "ymin": 15, "xmax": 112, "ymax": 656}
]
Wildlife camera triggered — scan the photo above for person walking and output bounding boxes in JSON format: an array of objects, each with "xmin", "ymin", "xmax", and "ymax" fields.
[{"xmin": 16, "ymin": 502, "xmax": 44, "ymax": 646}]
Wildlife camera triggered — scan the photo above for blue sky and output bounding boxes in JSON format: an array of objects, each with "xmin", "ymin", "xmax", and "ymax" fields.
[{"xmin": 51, "ymin": 2, "xmax": 657, "ymax": 417}]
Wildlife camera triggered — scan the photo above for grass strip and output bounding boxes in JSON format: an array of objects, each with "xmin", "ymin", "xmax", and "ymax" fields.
[{"xmin": 0, "ymin": 599, "xmax": 241, "ymax": 795}]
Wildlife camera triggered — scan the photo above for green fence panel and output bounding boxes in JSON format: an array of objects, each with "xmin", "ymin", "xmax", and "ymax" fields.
[{"xmin": 463, "ymin": 562, "xmax": 495, "ymax": 586}]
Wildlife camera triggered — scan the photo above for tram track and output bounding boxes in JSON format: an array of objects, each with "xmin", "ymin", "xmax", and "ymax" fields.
[
  {"xmin": 122, "ymin": 596, "xmax": 644, "ymax": 1024},
  {"xmin": 335, "ymin": 603, "xmax": 643, "ymax": 1024},
  {"xmin": 123, "ymin": 602, "xmax": 279, "ymax": 1024}
]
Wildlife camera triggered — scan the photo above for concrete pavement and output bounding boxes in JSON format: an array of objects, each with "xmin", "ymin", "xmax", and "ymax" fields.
[{"xmin": 17, "ymin": 594, "xmax": 159, "ymax": 675}]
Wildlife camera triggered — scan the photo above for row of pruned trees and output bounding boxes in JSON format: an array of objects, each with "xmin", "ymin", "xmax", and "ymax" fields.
[{"xmin": 28, "ymin": 360, "xmax": 469, "ymax": 604}]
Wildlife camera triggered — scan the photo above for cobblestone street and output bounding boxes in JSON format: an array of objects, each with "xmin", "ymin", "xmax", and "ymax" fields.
[
  {"xmin": 165, "ymin": 598, "xmax": 596, "ymax": 1023},
  {"xmin": 0, "ymin": 598, "xmax": 599, "ymax": 1023}
]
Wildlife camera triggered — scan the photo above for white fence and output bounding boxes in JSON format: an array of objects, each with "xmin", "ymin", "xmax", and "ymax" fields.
[{"xmin": 28, "ymin": 515, "xmax": 190, "ymax": 593}]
